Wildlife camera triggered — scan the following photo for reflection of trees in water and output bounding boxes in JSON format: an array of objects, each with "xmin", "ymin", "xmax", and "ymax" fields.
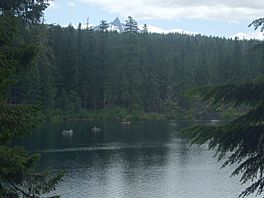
[
  {"xmin": 38, "ymin": 149, "xmax": 114, "ymax": 171},
  {"xmin": 177, "ymin": 141, "xmax": 190, "ymax": 167},
  {"xmin": 22, "ymin": 120, "xmax": 205, "ymax": 170},
  {"xmin": 28, "ymin": 120, "xmax": 244, "ymax": 197},
  {"xmin": 119, "ymin": 146, "xmax": 170, "ymax": 190},
  {"xmin": 35, "ymin": 120, "xmax": 229, "ymax": 198},
  {"xmin": 167, "ymin": 120, "xmax": 191, "ymax": 167},
  {"xmin": 23, "ymin": 120, "xmax": 195, "ymax": 186},
  {"xmin": 102, "ymin": 120, "xmax": 171, "ymax": 143},
  {"xmin": 18, "ymin": 120, "xmax": 173, "ymax": 151},
  {"xmin": 168, "ymin": 120, "xmax": 204, "ymax": 165}
]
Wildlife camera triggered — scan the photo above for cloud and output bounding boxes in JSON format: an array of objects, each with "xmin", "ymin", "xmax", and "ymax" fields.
[
  {"xmin": 68, "ymin": 1, "xmax": 76, "ymax": 7},
  {"xmin": 80, "ymin": 0, "xmax": 264, "ymax": 21},
  {"xmin": 61, "ymin": 23, "xmax": 96, "ymax": 29},
  {"xmin": 141, "ymin": 24, "xmax": 198, "ymax": 35},
  {"xmin": 231, "ymin": 31, "xmax": 264, "ymax": 40},
  {"xmin": 48, "ymin": 1, "xmax": 58, "ymax": 9},
  {"xmin": 147, "ymin": 25, "xmax": 264, "ymax": 40}
]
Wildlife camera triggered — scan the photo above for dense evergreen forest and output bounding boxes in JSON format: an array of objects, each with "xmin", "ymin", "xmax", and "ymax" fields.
[
  {"xmin": 2, "ymin": 0, "xmax": 264, "ymax": 195},
  {"xmin": 8, "ymin": 23, "xmax": 264, "ymax": 119}
]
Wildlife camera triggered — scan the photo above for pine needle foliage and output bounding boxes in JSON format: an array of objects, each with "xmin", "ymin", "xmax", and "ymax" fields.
[
  {"xmin": 0, "ymin": 1, "xmax": 63, "ymax": 197},
  {"xmin": 182, "ymin": 76, "xmax": 264, "ymax": 197},
  {"xmin": 249, "ymin": 18, "xmax": 264, "ymax": 32}
]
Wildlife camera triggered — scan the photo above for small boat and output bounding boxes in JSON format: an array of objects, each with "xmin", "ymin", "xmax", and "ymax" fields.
[
  {"xmin": 210, "ymin": 119, "xmax": 220, "ymax": 123},
  {"xmin": 91, "ymin": 126, "xmax": 102, "ymax": 133},
  {"xmin": 120, "ymin": 121, "xmax": 131, "ymax": 125},
  {"xmin": 62, "ymin": 129, "xmax": 73, "ymax": 136}
]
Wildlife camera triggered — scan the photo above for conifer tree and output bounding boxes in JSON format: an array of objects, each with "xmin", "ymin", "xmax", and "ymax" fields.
[
  {"xmin": 181, "ymin": 19, "xmax": 264, "ymax": 197},
  {"xmin": 99, "ymin": 19, "xmax": 109, "ymax": 32},
  {"xmin": 142, "ymin": 24, "xmax": 148, "ymax": 34},
  {"xmin": 0, "ymin": 1, "xmax": 63, "ymax": 197},
  {"xmin": 9, "ymin": 17, "xmax": 264, "ymax": 115},
  {"xmin": 124, "ymin": 16, "xmax": 138, "ymax": 33}
]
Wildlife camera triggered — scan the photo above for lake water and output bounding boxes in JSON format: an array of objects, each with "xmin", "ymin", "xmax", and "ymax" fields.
[{"xmin": 19, "ymin": 120, "xmax": 256, "ymax": 198}]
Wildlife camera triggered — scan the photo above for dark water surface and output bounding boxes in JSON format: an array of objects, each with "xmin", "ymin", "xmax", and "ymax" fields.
[{"xmin": 18, "ymin": 120, "xmax": 255, "ymax": 198}]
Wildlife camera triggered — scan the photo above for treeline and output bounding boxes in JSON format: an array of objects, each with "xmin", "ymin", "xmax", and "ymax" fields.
[{"xmin": 8, "ymin": 23, "xmax": 264, "ymax": 117}]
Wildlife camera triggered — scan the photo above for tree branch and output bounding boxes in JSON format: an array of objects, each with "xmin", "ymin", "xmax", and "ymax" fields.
[{"xmin": 5, "ymin": 178, "xmax": 38, "ymax": 198}]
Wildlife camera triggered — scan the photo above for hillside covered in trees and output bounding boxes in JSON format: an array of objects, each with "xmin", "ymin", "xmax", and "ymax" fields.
[{"xmin": 8, "ymin": 22, "xmax": 264, "ymax": 119}]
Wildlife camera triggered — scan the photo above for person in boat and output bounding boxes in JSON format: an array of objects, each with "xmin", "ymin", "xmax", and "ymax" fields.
[
  {"xmin": 62, "ymin": 129, "xmax": 73, "ymax": 135},
  {"xmin": 91, "ymin": 126, "xmax": 102, "ymax": 133},
  {"xmin": 120, "ymin": 121, "xmax": 131, "ymax": 125}
]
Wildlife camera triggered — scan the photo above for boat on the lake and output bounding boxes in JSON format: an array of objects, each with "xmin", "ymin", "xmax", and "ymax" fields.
[
  {"xmin": 62, "ymin": 129, "xmax": 73, "ymax": 135},
  {"xmin": 91, "ymin": 126, "xmax": 102, "ymax": 133},
  {"xmin": 120, "ymin": 121, "xmax": 131, "ymax": 125}
]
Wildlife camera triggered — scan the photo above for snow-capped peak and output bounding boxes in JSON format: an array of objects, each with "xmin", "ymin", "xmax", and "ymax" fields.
[
  {"xmin": 93, "ymin": 17, "xmax": 125, "ymax": 33},
  {"xmin": 109, "ymin": 17, "xmax": 124, "ymax": 32}
]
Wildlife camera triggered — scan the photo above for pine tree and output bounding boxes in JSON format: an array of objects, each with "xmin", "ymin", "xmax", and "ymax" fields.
[
  {"xmin": 12, "ymin": 19, "xmax": 264, "ymax": 115},
  {"xmin": 0, "ymin": 1, "xmax": 63, "ymax": 197},
  {"xmin": 34, "ymin": 25, "xmax": 57, "ymax": 110},
  {"xmin": 181, "ymin": 19, "xmax": 264, "ymax": 197},
  {"xmin": 99, "ymin": 19, "xmax": 109, "ymax": 32},
  {"xmin": 124, "ymin": 16, "xmax": 138, "ymax": 33},
  {"xmin": 142, "ymin": 24, "xmax": 148, "ymax": 34},
  {"xmin": 0, "ymin": 0, "xmax": 50, "ymax": 24}
]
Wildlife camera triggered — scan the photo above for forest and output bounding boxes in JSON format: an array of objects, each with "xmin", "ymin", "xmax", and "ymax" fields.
[
  {"xmin": 7, "ymin": 22, "xmax": 264, "ymax": 120},
  {"xmin": 2, "ymin": 0, "xmax": 264, "ymax": 197}
]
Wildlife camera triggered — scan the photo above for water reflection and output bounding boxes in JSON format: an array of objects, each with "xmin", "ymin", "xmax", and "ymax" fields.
[{"xmin": 16, "ymin": 120, "xmax": 255, "ymax": 198}]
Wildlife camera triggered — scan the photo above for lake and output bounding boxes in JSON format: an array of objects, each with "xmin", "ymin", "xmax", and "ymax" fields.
[{"xmin": 18, "ymin": 120, "xmax": 256, "ymax": 198}]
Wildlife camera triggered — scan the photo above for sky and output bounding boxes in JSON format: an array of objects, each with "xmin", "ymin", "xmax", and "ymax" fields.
[{"xmin": 44, "ymin": 0, "xmax": 264, "ymax": 39}]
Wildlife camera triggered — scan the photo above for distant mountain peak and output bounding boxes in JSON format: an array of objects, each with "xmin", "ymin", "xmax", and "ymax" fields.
[
  {"xmin": 93, "ymin": 17, "xmax": 144, "ymax": 33},
  {"xmin": 93, "ymin": 17, "xmax": 124, "ymax": 33},
  {"xmin": 108, "ymin": 17, "xmax": 124, "ymax": 32},
  {"xmin": 112, "ymin": 17, "xmax": 121, "ymax": 25}
]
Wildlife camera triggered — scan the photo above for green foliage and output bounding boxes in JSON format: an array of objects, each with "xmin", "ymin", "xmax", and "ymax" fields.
[
  {"xmin": 187, "ymin": 77, "xmax": 264, "ymax": 107},
  {"xmin": 218, "ymin": 107, "xmax": 242, "ymax": 120},
  {"xmin": 182, "ymin": 18, "xmax": 264, "ymax": 196},
  {"xmin": 0, "ymin": 0, "xmax": 63, "ymax": 197},
  {"xmin": 0, "ymin": 103, "xmax": 38, "ymax": 144},
  {"xmin": 0, "ymin": 145, "xmax": 63, "ymax": 197},
  {"xmin": 0, "ymin": 14, "xmax": 36, "ymax": 99},
  {"xmin": 182, "ymin": 76, "xmax": 264, "ymax": 197},
  {"xmin": 249, "ymin": 18, "xmax": 264, "ymax": 32},
  {"xmin": 99, "ymin": 20, "xmax": 109, "ymax": 32},
  {"xmin": 9, "ymin": 23, "xmax": 264, "ymax": 119},
  {"xmin": 44, "ymin": 107, "xmax": 170, "ymax": 122},
  {"xmin": 124, "ymin": 16, "xmax": 138, "ymax": 32},
  {"xmin": 0, "ymin": 0, "xmax": 50, "ymax": 24},
  {"xmin": 142, "ymin": 24, "xmax": 148, "ymax": 34}
]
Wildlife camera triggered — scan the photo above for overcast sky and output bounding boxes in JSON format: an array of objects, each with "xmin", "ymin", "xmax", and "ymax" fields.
[{"xmin": 45, "ymin": 0, "xmax": 264, "ymax": 39}]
